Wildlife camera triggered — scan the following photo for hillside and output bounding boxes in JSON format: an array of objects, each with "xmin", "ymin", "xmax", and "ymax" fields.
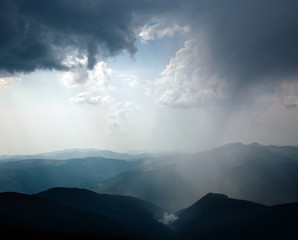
[
  {"xmin": 0, "ymin": 143, "xmax": 298, "ymax": 211},
  {"xmin": 35, "ymin": 187, "xmax": 172, "ymax": 240},
  {"xmin": 172, "ymin": 193, "xmax": 298, "ymax": 240},
  {"xmin": 93, "ymin": 143, "xmax": 298, "ymax": 210},
  {"xmin": 0, "ymin": 191, "xmax": 144, "ymax": 239},
  {"xmin": 0, "ymin": 157, "xmax": 139, "ymax": 193},
  {"xmin": 1, "ymin": 188, "xmax": 297, "ymax": 240},
  {"xmin": 91, "ymin": 169, "xmax": 197, "ymax": 211}
]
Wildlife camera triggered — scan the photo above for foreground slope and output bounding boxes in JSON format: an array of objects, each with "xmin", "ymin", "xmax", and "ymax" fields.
[
  {"xmin": 35, "ymin": 187, "xmax": 172, "ymax": 240},
  {"xmin": 172, "ymin": 193, "xmax": 298, "ymax": 240},
  {"xmin": 1, "ymin": 188, "xmax": 297, "ymax": 240},
  {"xmin": 0, "ymin": 192, "xmax": 144, "ymax": 239}
]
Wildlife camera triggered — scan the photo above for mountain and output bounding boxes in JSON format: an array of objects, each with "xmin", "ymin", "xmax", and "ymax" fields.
[
  {"xmin": 93, "ymin": 143, "xmax": 298, "ymax": 210},
  {"xmin": 171, "ymin": 193, "xmax": 298, "ymax": 240},
  {"xmin": 1, "ymin": 143, "xmax": 298, "ymax": 211},
  {"xmin": 187, "ymin": 142, "xmax": 298, "ymax": 204},
  {"xmin": 0, "ymin": 191, "xmax": 145, "ymax": 239},
  {"xmin": 0, "ymin": 225, "xmax": 126, "ymax": 240},
  {"xmin": 172, "ymin": 193, "xmax": 266, "ymax": 230},
  {"xmin": 35, "ymin": 187, "xmax": 172, "ymax": 240},
  {"xmin": 0, "ymin": 148, "xmax": 149, "ymax": 161},
  {"xmin": 0, "ymin": 157, "xmax": 139, "ymax": 193},
  {"xmin": 1, "ymin": 188, "xmax": 297, "ymax": 240},
  {"xmin": 91, "ymin": 168, "xmax": 197, "ymax": 211}
]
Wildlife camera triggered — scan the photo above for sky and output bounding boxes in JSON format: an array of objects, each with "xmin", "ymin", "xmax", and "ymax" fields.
[{"xmin": 1, "ymin": 0, "xmax": 298, "ymax": 154}]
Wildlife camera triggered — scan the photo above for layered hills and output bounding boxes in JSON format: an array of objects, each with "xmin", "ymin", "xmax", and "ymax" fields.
[{"xmin": 0, "ymin": 143, "xmax": 298, "ymax": 211}]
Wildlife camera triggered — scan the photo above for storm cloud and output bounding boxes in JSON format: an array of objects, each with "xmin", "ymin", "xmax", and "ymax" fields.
[
  {"xmin": 1, "ymin": 0, "xmax": 298, "ymax": 89},
  {"xmin": 192, "ymin": 0, "xmax": 298, "ymax": 83},
  {"xmin": 0, "ymin": 0, "xmax": 159, "ymax": 73},
  {"xmin": 154, "ymin": 0, "xmax": 298, "ymax": 107}
]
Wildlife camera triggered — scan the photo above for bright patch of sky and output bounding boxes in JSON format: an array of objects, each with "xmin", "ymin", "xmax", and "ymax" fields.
[{"xmin": 0, "ymin": 26, "xmax": 192, "ymax": 154}]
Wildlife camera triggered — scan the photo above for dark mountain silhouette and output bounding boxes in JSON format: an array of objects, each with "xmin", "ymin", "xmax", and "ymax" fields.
[
  {"xmin": 0, "ymin": 192, "xmax": 145, "ymax": 239},
  {"xmin": 1, "ymin": 189, "xmax": 298, "ymax": 239},
  {"xmin": 172, "ymin": 193, "xmax": 266, "ymax": 229},
  {"xmin": 0, "ymin": 225, "xmax": 127, "ymax": 240},
  {"xmin": 172, "ymin": 193, "xmax": 298, "ymax": 240},
  {"xmin": 35, "ymin": 187, "xmax": 172, "ymax": 240}
]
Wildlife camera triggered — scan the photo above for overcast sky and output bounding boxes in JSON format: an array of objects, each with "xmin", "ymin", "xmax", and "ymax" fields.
[{"xmin": 1, "ymin": 0, "xmax": 298, "ymax": 154}]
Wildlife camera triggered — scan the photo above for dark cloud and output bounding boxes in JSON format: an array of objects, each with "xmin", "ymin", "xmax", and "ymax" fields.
[
  {"xmin": 1, "ymin": 0, "xmax": 298, "ymax": 85},
  {"xmin": 0, "ymin": 0, "xmax": 161, "ymax": 73},
  {"xmin": 187, "ymin": 0, "xmax": 298, "ymax": 85},
  {"xmin": 0, "ymin": 0, "xmax": 66, "ymax": 72},
  {"xmin": 155, "ymin": 0, "xmax": 298, "ymax": 108}
]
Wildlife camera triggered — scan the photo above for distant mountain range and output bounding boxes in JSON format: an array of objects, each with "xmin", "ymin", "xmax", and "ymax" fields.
[
  {"xmin": 0, "ymin": 187, "xmax": 297, "ymax": 239},
  {"xmin": 0, "ymin": 143, "xmax": 298, "ymax": 211},
  {"xmin": 0, "ymin": 157, "xmax": 139, "ymax": 193},
  {"xmin": 0, "ymin": 148, "xmax": 152, "ymax": 161},
  {"xmin": 92, "ymin": 143, "xmax": 298, "ymax": 210}
]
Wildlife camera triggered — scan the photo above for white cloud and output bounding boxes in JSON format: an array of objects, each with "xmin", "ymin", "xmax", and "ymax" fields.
[
  {"xmin": 62, "ymin": 55, "xmax": 88, "ymax": 68},
  {"xmin": 156, "ymin": 39, "xmax": 228, "ymax": 108},
  {"xmin": 114, "ymin": 72, "xmax": 140, "ymax": 88},
  {"xmin": 70, "ymin": 92, "xmax": 113, "ymax": 105},
  {"xmin": 107, "ymin": 101, "xmax": 138, "ymax": 129},
  {"xmin": 0, "ymin": 75, "xmax": 21, "ymax": 90},
  {"xmin": 139, "ymin": 22, "xmax": 190, "ymax": 42},
  {"xmin": 61, "ymin": 55, "xmax": 112, "ymax": 90},
  {"xmin": 159, "ymin": 213, "xmax": 178, "ymax": 225}
]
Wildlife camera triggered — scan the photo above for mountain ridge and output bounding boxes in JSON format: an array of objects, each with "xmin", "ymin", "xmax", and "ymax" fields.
[
  {"xmin": 172, "ymin": 192, "xmax": 298, "ymax": 240},
  {"xmin": 1, "ymin": 143, "xmax": 298, "ymax": 211},
  {"xmin": 1, "ymin": 188, "xmax": 298, "ymax": 239},
  {"xmin": 0, "ymin": 191, "xmax": 145, "ymax": 239},
  {"xmin": 34, "ymin": 187, "xmax": 172, "ymax": 240}
]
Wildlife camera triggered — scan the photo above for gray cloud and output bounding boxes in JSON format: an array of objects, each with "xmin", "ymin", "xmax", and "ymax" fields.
[
  {"xmin": 155, "ymin": 0, "xmax": 298, "ymax": 108},
  {"xmin": 190, "ymin": 0, "xmax": 298, "ymax": 85},
  {"xmin": 0, "ymin": 0, "xmax": 156, "ymax": 73},
  {"xmin": 0, "ymin": 0, "xmax": 187, "ymax": 73},
  {"xmin": 1, "ymin": 0, "xmax": 298, "ymax": 93}
]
